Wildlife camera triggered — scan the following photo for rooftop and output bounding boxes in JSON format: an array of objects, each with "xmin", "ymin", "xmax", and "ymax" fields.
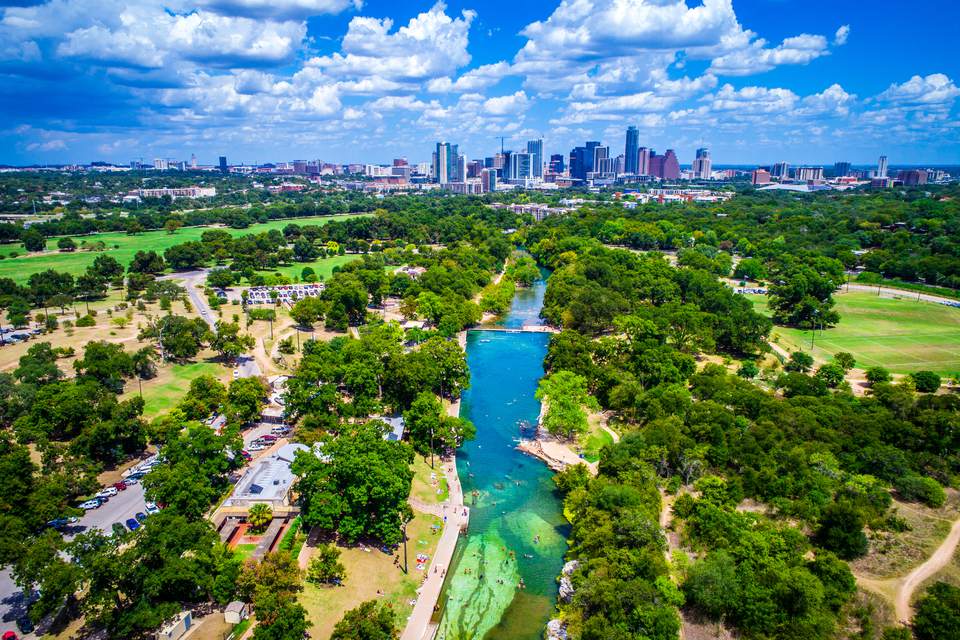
[{"xmin": 224, "ymin": 443, "xmax": 308, "ymax": 507}]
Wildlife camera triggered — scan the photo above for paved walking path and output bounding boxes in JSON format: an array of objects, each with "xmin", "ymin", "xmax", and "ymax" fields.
[{"xmin": 401, "ymin": 458, "xmax": 468, "ymax": 640}]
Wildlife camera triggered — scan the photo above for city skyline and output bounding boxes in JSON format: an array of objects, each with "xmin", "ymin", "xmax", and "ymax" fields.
[{"xmin": 1, "ymin": 0, "xmax": 958, "ymax": 165}]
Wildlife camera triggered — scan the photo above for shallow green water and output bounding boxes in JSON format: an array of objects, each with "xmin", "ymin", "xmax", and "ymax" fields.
[{"xmin": 436, "ymin": 276, "xmax": 568, "ymax": 640}]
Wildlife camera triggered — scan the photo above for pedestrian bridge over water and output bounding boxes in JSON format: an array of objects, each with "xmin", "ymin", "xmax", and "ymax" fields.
[{"xmin": 471, "ymin": 324, "xmax": 559, "ymax": 334}]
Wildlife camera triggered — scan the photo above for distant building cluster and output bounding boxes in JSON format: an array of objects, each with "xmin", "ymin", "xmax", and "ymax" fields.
[
  {"xmin": 751, "ymin": 154, "xmax": 950, "ymax": 192},
  {"xmin": 136, "ymin": 186, "xmax": 217, "ymax": 199},
  {"xmin": 242, "ymin": 283, "xmax": 325, "ymax": 305}
]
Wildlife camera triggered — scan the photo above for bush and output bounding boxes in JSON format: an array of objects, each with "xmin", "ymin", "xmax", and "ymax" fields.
[
  {"xmin": 815, "ymin": 363, "xmax": 845, "ymax": 388},
  {"xmin": 911, "ymin": 370, "xmax": 941, "ymax": 393},
  {"xmin": 833, "ymin": 352, "xmax": 856, "ymax": 371},
  {"xmin": 894, "ymin": 474, "xmax": 946, "ymax": 507},
  {"xmin": 816, "ymin": 500, "xmax": 868, "ymax": 559},
  {"xmin": 736, "ymin": 361, "xmax": 759, "ymax": 379},
  {"xmin": 785, "ymin": 351, "xmax": 814, "ymax": 373},
  {"xmin": 865, "ymin": 366, "xmax": 891, "ymax": 385},
  {"xmin": 913, "ymin": 582, "xmax": 960, "ymax": 640}
]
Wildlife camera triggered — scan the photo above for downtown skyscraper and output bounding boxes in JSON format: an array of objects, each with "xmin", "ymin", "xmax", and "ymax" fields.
[
  {"xmin": 624, "ymin": 126, "xmax": 639, "ymax": 174},
  {"xmin": 526, "ymin": 139, "xmax": 543, "ymax": 179}
]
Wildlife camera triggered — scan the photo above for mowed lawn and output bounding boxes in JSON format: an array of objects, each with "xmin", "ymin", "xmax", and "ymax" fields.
[
  {"xmin": 130, "ymin": 357, "xmax": 230, "ymax": 419},
  {"xmin": 749, "ymin": 292, "xmax": 960, "ymax": 375},
  {"xmin": 0, "ymin": 213, "xmax": 368, "ymax": 283}
]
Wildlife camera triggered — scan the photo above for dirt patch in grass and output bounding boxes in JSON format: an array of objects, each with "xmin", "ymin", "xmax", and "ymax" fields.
[
  {"xmin": 680, "ymin": 607, "xmax": 739, "ymax": 640},
  {"xmin": 851, "ymin": 490, "xmax": 960, "ymax": 580}
]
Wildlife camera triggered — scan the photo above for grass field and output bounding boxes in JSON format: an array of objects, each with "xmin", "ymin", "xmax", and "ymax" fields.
[
  {"xmin": 133, "ymin": 357, "xmax": 229, "ymax": 419},
  {"xmin": 0, "ymin": 213, "xmax": 368, "ymax": 283},
  {"xmin": 749, "ymin": 292, "xmax": 960, "ymax": 375},
  {"xmin": 300, "ymin": 511, "xmax": 443, "ymax": 640}
]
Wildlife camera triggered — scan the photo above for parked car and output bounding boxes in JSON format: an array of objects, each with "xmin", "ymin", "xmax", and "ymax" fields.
[
  {"xmin": 233, "ymin": 369, "xmax": 239, "ymax": 379},
  {"xmin": 79, "ymin": 499, "xmax": 101, "ymax": 510},
  {"xmin": 125, "ymin": 518, "xmax": 141, "ymax": 531},
  {"xmin": 123, "ymin": 476, "xmax": 139, "ymax": 486},
  {"xmin": 113, "ymin": 482, "xmax": 127, "ymax": 491},
  {"xmin": 47, "ymin": 517, "xmax": 70, "ymax": 529},
  {"xmin": 135, "ymin": 512, "xmax": 148, "ymax": 523},
  {"xmin": 247, "ymin": 443, "xmax": 266, "ymax": 452},
  {"xmin": 240, "ymin": 450, "xmax": 252, "ymax": 461},
  {"xmin": 259, "ymin": 434, "xmax": 278, "ymax": 442},
  {"xmin": 271, "ymin": 426, "xmax": 291, "ymax": 435},
  {"xmin": 16, "ymin": 617, "xmax": 33, "ymax": 635},
  {"xmin": 145, "ymin": 502, "xmax": 160, "ymax": 515},
  {"xmin": 3, "ymin": 631, "xmax": 19, "ymax": 640},
  {"xmin": 95, "ymin": 487, "xmax": 118, "ymax": 499}
]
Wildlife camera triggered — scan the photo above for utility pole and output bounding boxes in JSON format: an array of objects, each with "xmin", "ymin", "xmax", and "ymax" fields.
[{"xmin": 401, "ymin": 516, "xmax": 409, "ymax": 574}]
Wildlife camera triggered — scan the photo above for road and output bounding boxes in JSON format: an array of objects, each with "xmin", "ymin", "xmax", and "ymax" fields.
[
  {"xmin": 843, "ymin": 282, "xmax": 959, "ymax": 306},
  {"xmin": 160, "ymin": 269, "xmax": 216, "ymax": 330},
  {"xmin": 163, "ymin": 270, "xmax": 262, "ymax": 379},
  {"xmin": 0, "ymin": 568, "xmax": 35, "ymax": 638}
]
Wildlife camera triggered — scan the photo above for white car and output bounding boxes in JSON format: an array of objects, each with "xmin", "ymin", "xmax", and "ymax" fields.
[
  {"xmin": 145, "ymin": 502, "xmax": 160, "ymax": 514},
  {"xmin": 95, "ymin": 487, "xmax": 118, "ymax": 499},
  {"xmin": 80, "ymin": 500, "xmax": 102, "ymax": 510},
  {"xmin": 247, "ymin": 443, "xmax": 266, "ymax": 452},
  {"xmin": 233, "ymin": 369, "xmax": 240, "ymax": 379}
]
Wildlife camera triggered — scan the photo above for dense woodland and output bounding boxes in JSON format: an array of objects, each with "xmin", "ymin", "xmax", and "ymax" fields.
[{"xmin": 525, "ymin": 190, "xmax": 960, "ymax": 640}]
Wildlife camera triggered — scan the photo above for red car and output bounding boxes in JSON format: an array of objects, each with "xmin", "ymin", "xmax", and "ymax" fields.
[
  {"xmin": 4, "ymin": 631, "xmax": 20, "ymax": 640},
  {"xmin": 259, "ymin": 434, "xmax": 278, "ymax": 442},
  {"xmin": 113, "ymin": 482, "xmax": 128, "ymax": 491}
]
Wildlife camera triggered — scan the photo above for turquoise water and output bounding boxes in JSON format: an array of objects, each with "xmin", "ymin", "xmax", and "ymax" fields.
[{"xmin": 436, "ymin": 275, "xmax": 568, "ymax": 640}]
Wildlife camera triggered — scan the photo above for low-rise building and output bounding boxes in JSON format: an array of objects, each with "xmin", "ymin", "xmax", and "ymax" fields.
[
  {"xmin": 245, "ymin": 283, "xmax": 325, "ymax": 305},
  {"xmin": 224, "ymin": 443, "xmax": 309, "ymax": 509}
]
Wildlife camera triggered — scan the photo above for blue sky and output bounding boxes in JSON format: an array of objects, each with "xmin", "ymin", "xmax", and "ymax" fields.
[{"xmin": 1, "ymin": 0, "xmax": 957, "ymax": 166}]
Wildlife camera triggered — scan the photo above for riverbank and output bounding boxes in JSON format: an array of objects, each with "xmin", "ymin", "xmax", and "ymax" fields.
[{"xmin": 400, "ymin": 330, "xmax": 469, "ymax": 640}]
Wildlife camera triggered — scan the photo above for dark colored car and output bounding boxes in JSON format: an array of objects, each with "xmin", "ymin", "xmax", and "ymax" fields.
[
  {"xmin": 126, "ymin": 518, "xmax": 141, "ymax": 531},
  {"xmin": 135, "ymin": 512, "xmax": 147, "ymax": 524},
  {"xmin": 16, "ymin": 616, "xmax": 33, "ymax": 634},
  {"xmin": 47, "ymin": 518, "xmax": 69, "ymax": 529},
  {"xmin": 240, "ymin": 450, "xmax": 252, "ymax": 461}
]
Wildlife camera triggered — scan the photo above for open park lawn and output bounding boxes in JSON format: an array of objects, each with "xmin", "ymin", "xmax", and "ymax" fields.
[
  {"xmin": 0, "ymin": 213, "xmax": 367, "ymax": 283},
  {"xmin": 300, "ymin": 512, "xmax": 443, "ymax": 640},
  {"xmin": 130, "ymin": 353, "xmax": 229, "ymax": 419},
  {"xmin": 749, "ymin": 292, "xmax": 960, "ymax": 375}
]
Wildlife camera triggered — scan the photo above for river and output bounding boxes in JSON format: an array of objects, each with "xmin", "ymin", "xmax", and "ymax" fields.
[{"xmin": 436, "ymin": 272, "xmax": 568, "ymax": 640}]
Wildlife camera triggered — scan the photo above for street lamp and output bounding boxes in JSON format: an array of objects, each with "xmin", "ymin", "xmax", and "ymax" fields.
[{"xmin": 430, "ymin": 425, "xmax": 434, "ymax": 469}]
